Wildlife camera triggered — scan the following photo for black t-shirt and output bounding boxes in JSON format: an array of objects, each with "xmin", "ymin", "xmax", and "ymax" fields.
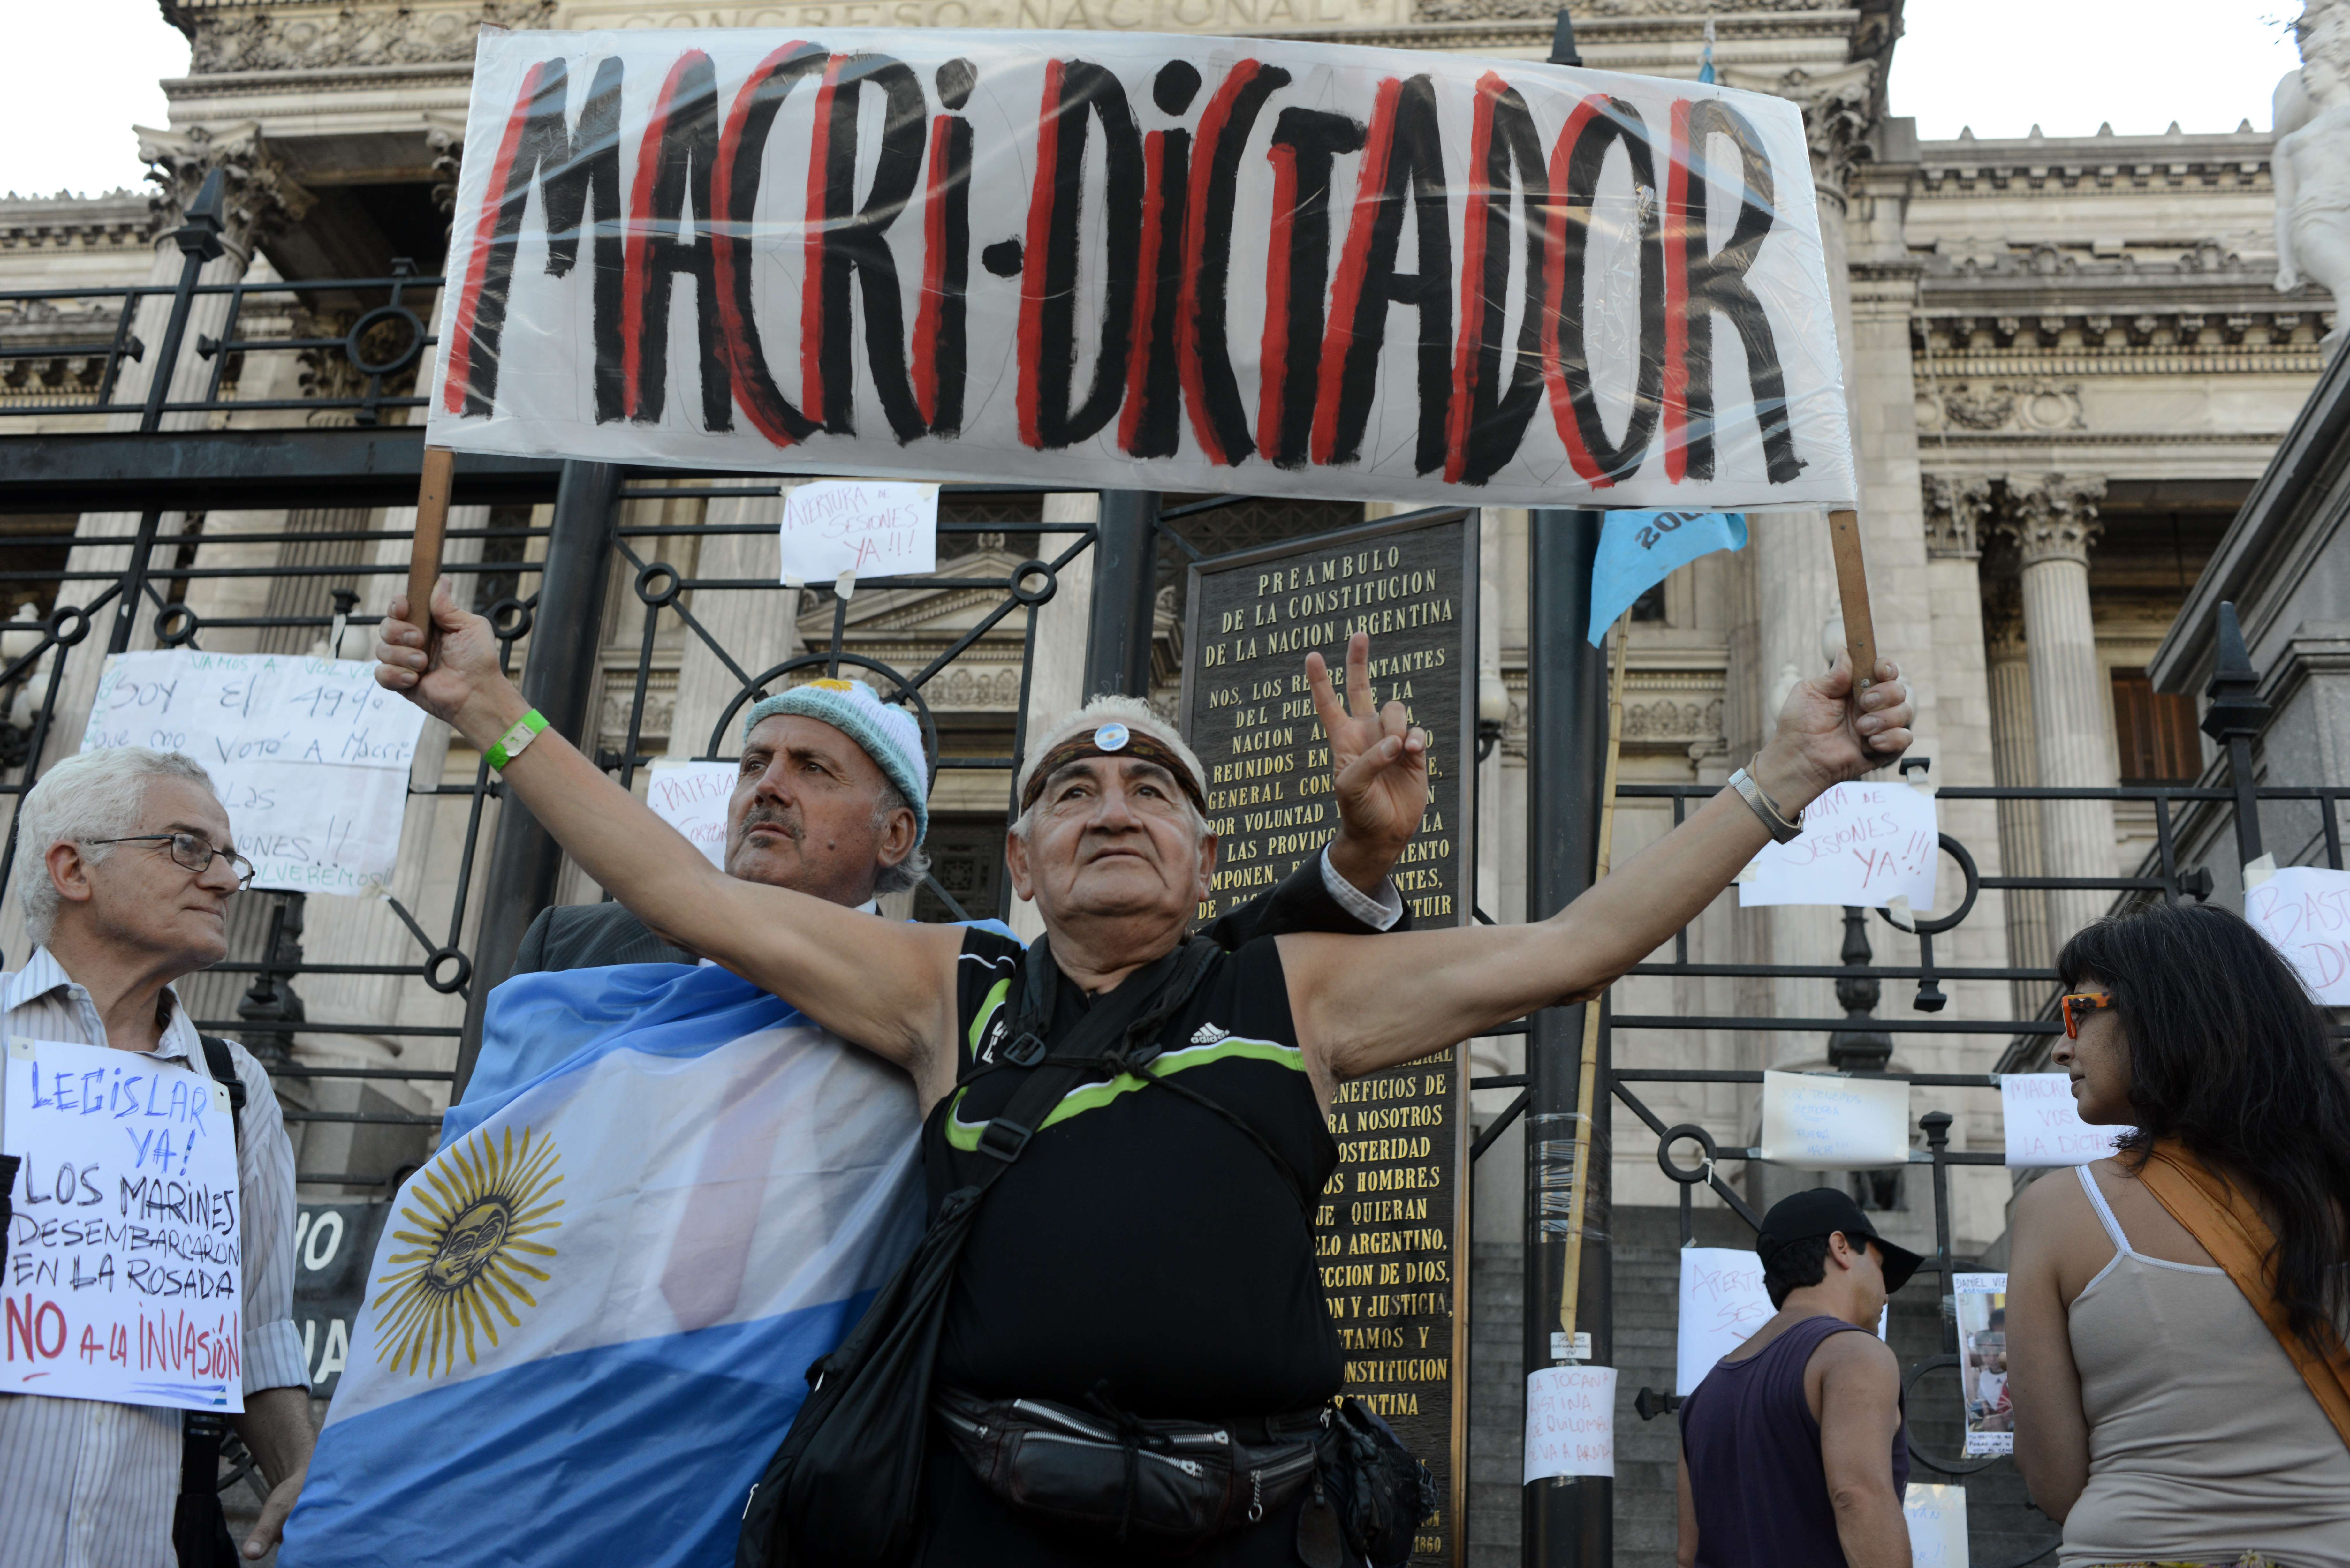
[{"xmin": 923, "ymin": 926, "xmax": 1343, "ymax": 1419}]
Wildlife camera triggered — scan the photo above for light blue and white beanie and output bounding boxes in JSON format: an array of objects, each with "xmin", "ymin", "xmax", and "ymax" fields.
[{"xmin": 742, "ymin": 677, "xmax": 930, "ymax": 844}]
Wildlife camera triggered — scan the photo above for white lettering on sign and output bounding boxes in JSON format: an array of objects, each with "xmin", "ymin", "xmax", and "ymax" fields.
[
  {"xmin": 79, "ymin": 650, "xmax": 428, "ymax": 897},
  {"xmin": 1757, "ymin": 1069, "xmax": 1912, "ymax": 1170},
  {"xmin": 1739, "ymin": 781, "xmax": 1939, "ymax": 909},
  {"xmin": 779, "ymin": 481, "xmax": 940, "ymax": 588},
  {"xmin": 2243, "ymin": 864, "xmax": 2350, "ymax": 1004},
  {"xmin": 1998, "ymin": 1074, "xmax": 2128, "ymax": 1168},
  {"xmin": 2, "ymin": 1036, "xmax": 245, "ymax": 1413},
  {"xmin": 1675, "ymin": 1246, "xmax": 1772, "ymax": 1395},
  {"xmin": 1523, "ymin": 1365, "xmax": 1615, "ymax": 1481},
  {"xmin": 646, "ymin": 759, "xmax": 740, "ymax": 870}
]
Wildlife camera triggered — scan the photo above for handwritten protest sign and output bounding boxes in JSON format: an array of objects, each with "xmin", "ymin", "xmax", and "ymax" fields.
[
  {"xmin": 1676, "ymin": 1246, "xmax": 1773, "ymax": 1393},
  {"xmin": 1999, "ymin": 1074, "xmax": 2127, "ymax": 1167},
  {"xmin": 2243, "ymin": 865, "xmax": 2350, "ymax": 1004},
  {"xmin": 426, "ymin": 29, "xmax": 1854, "ymax": 514},
  {"xmin": 1738, "ymin": 781, "xmax": 1938, "ymax": 910},
  {"xmin": 1904, "ymin": 1482, "xmax": 1970, "ymax": 1567},
  {"xmin": 779, "ymin": 481, "xmax": 940, "ymax": 590},
  {"xmin": 1523, "ymin": 1365, "xmax": 1615, "ymax": 1481},
  {"xmin": 645, "ymin": 759, "xmax": 738, "ymax": 870},
  {"xmin": 3, "ymin": 1036, "xmax": 243, "ymax": 1411},
  {"xmin": 1954, "ymin": 1272, "xmax": 2011, "ymax": 1457},
  {"xmin": 1758, "ymin": 1070, "xmax": 1912, "ymax": 1169},
  {"xmin": 80, "ymin": 650, "xmax": 426, "ymax": 897}
]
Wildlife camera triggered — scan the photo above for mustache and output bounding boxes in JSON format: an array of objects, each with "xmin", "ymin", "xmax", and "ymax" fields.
[{"xmin": 738, "ymin": 805, "xmax": 804, "ymax": 843}]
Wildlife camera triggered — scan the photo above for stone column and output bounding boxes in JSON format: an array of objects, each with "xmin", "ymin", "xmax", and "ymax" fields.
[
  {"xmin": 1009, "ymin": 493, "xmax": 1099, "ymax": 942},
  {"xmin": 1998, "ymin": 476, "xmax": 2115, "ymax": 952}
]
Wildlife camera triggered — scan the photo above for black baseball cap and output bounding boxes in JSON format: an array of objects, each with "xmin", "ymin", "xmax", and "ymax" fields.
[{"xmin": 1755, "ymin": 1188, "xmax": 1924, "ymax": 1294}]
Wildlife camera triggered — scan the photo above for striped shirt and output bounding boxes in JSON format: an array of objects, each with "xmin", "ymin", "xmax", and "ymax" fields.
[{"xmin": 0, "ymin": 946, "xmax": 307, "ymax": 1568}]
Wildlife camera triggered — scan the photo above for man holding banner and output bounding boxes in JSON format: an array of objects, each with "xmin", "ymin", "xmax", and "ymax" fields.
[{"xmin": 360, "ymin": 577, "xmax": 1910, "ymax": 1563}]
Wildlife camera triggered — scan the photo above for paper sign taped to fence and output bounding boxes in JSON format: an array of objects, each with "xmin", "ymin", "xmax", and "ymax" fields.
[
  {"xmin": 2243, "ymin": 865, "xmax": 2350, "ymax": 1003},
  {"xmin": 1524, "ymin": 1365, "xmax": 1615, "ymax": 1481},
  {"xmin": 1758, "ymin": 1069, "xmax": 1911, "ymax": 1169},
  {"xmin": 779, "ymin": 481, "xmax": 939, "ymax": 587},
  {"xmin": 1676, "ymin": 1246, "xmax": 1773, "ymax": 1393},
  {"xmin": 645, "ymin": 759, "xmax": 737, "ymax": 870},
  {"xmin": 80, "ymin": 650, "xmax": 427, "ymax": 897},
  {"xmin": 1999, "ymin": 1074, "xmax": 2128, "ymax": 1167},
  {"xmin": 1904, "ymin": 1482, "xmax": 1970, "ymax": 1567},
  {"xmin": 1738, "ymin": 781, "xmax": 1939, "ymax": 909},
  {"xmin": 2, "ymin": 1036, "xmax": 245, "ymax": 1412},
  {"xmin": 1954, "ymin": 1273, "xmax": 2011, "ymax": 1457},
  {"xmin": 425, "ymin": 27, "xmax": 1855, "ymax": 513}
]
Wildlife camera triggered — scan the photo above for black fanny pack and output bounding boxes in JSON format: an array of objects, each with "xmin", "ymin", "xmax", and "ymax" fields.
[{"xmin": 935, "ymin": 1387, "xmax": 1434, "ymax": 1567}]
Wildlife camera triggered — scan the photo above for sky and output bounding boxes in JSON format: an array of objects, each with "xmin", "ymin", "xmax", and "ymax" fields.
[{"xmin": 0, "ymin": 0, "xmax": 2314, "ymax": 200}]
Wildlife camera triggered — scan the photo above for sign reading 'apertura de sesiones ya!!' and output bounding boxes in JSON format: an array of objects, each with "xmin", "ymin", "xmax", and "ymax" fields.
[{"xmin": 429, "ymin": 28, "xmax": 1855, "ymax": 510}]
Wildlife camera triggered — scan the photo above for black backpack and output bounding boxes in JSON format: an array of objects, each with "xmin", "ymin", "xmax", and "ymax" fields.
[
  {"xmin": 735, "ymin": 936, "xmax": 1223, "ymax": 1568},
  {"xmin": 175, "ymin": 1036, "xmax": 248, "ymax": 1568}
]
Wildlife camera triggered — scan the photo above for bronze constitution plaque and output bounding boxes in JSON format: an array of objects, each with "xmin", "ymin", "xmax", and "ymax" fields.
[{"xmin": 1179, "ymin": 507, "xmax": 1476, "ymax": 1567}]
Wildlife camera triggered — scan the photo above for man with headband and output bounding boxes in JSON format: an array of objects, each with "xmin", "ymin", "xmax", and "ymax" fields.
[{"xmin": 374, "ymin": 577, "xmax": 1914, "ymax": 1565}]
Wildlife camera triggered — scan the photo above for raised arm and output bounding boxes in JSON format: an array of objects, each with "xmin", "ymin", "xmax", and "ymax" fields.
[
  {"xmin": 375, "ymin": 580, "xmax": 963, "ymax": 1087},
  {"xmin": 1281, "ymin": 649, "xmax": 1913, "ymax": 1085}
]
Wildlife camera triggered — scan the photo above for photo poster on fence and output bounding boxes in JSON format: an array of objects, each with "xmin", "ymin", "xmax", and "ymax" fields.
[
  {"xmin": 2243, "ymin": 864, "xmax": 2350, "ymax": 1004},
  {"xmin": 1904, "ymin": 1482, "xmax": 1970, "ymax": 1567},
  {"xmin": 1953, "ymin": 1272, "xmax": 2011, "ymax": 1456},
  {"xmin": 1758, "ymin": 1069, "xmax": 1913, "ymax": 1170},
  {"xmin": 1523, "ymin": 1365, "xmax": 1616, "ymax": 1482},
  {"xmin": 1999, "ymin": 1074, "xmax": 2129, "ymax": 1168},
  {"xmin": 79, "ymin": 650, "xmax": 428, "ymax": 897},
  {"xmin": 1738, "ymin": 779, "xmax": 1939, "ymax": 909},
  {"xmin": 1181, "ymin": 507, "xmax": 1473, "ymax": 1566},
  {"xmin": 646, "ymin": 759, "xmax": 739, "ymax": 869},
  {"xmin": 2, "ymin": 1035, "xmax": 244, "ymax": 1412},
  {"xmin": 779, "ymin": 480, "xmax": 940, "ymax": 592},
  {"xmin": 1676, "ymin": 1245, "xmax": 1773, "ymax": 1394},
  {"xmin": 426, "ymin": 28, "xmax": 1856, "ymax": 516}
]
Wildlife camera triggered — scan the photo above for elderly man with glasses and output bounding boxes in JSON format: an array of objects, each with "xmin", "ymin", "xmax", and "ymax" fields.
[{"xmin": 0, "ymin": 747, "xmax": 314, "ymax": 1566}]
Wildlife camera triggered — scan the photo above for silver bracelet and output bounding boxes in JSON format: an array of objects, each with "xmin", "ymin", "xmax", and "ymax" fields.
[{"xmin": 1729, "ymin": 765, "xmax": 1803, "ymax": 844}]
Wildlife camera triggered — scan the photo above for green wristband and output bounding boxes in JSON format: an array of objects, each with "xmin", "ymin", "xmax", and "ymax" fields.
[{"xmin": 485, "ymin": 708, "xmax": 549, "ymax": 771}]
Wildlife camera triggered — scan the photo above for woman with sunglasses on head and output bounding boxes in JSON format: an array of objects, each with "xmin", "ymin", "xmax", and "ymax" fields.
[{"xmin": 2005, "ymin": 901, "xmax": 2350, "ymax": 1568}]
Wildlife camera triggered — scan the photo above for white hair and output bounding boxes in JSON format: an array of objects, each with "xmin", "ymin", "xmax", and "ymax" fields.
[
  {"xmin": 12, "ymin": 748, "xmax": 220, "ymax": 947},
  {"xmin": 870, "ymin": 775, "xmax": 932, "ymax": 897},
  {"xmin": 1011, "ymin": 695, "xmax": 1210, "ymax": 845}
]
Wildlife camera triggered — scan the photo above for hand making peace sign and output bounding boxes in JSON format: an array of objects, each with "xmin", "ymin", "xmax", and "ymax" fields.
[{"xmin": 1306, "ymin": 631, "xmax": 1431, "ymax": 890}]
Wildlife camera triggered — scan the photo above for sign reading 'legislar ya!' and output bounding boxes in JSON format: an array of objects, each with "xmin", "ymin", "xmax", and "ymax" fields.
[{"xmin": 431, "ymin": 28, "xmax": 1855, "ymax": 511}]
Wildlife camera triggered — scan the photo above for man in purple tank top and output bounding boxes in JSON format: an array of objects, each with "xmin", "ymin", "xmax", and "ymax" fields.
[{"xmin": 1677, "ymin": 1189, "xmax": 1923, "ymax": 1568}]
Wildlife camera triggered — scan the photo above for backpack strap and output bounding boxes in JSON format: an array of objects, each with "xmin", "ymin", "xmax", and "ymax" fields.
[
  {"xmin": 194, "ymin": 1035, "xmax": 246, "ymax": 1155},
  {"xmin": 178, "ymin": 1037, "xmax": 250, "ymax": 1561}
]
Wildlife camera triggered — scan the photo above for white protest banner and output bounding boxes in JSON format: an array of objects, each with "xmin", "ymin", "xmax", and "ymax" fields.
[
  {"xmin": 3, "ymin": 1036, "xmax": 244, "ymax": 1412},
  {"xmin": 780, "ymin": 481, "xmax": 940, "ymax": 589},
  {"xmin": 1999, "ymin": 1074, "xmax": 2128, "ymax": 1168},
  {"xmin": 2243, "ymin": 865, "xmax": 2350, "ymax": 1003},
  {"xmin": 427, "ymin": 29, "xmax": 1854, "ymax": 514},
  {"xmin": 1904, "ymin": 1482, "xmax": 1970, "ymax": 1567},
  {"xmin": 1758, "ymin": 1069, "xmax": 1912, "ymax": 1169},
  {"xmin": 1739, "ymin": 780, "xmax": 1939, "ymax": 909},
  {"xmin": 1953, "ymin": 1272, "xmax": 2011, "ymax": 1457},
  {"xmin": 1523, "ymin": 1365, "xmax": 1615, "ymax": 1481},
  {"xmin": 645, "ymin": 759, "xmax": 738, "ymax": 870},
  {"xmin": 1676, "ymin": 1246, "xmax": 1772, "ymax": 1394},
  {"xmin": 80, "ymin": 650, "xmax": 427, "ymax": 896}
]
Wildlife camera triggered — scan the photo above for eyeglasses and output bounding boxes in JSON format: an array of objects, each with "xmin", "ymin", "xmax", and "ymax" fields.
[
  {"xmin": 2059, "ymin": 991, "xmax": 2115, "ymax": 1039},
  {"xmin": 89, "ymin": 833, "xmax": 256, "ymax": 890}
]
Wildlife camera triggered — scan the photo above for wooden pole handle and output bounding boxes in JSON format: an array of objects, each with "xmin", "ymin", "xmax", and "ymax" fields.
[
  {"xmin": 1829, "ymin": 509, "xmax": 1877, "ymax": 690},
  {"xmin": 407, "ymin": 445, "xmax": 457, "ymax": 663}
]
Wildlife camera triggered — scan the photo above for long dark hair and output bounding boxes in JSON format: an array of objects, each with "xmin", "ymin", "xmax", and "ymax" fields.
[{"xmin": 2059, "ymin": 901, "xmax": 2350, "ymax": 1355}]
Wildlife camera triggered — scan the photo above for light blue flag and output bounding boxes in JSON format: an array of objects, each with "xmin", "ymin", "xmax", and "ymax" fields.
[
  {"xmin": 280, "ymin": 962, "xmax": 933, "ymax": 1568},
  {"xmin": 1587, "ymin": 510, "xmax": 1748, "ymax": 644}
]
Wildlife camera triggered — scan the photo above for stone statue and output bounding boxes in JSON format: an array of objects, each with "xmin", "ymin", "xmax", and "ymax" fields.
[{"xmin": 2275, "ymin": 0, "xmax": 2350, "ymax": 355}]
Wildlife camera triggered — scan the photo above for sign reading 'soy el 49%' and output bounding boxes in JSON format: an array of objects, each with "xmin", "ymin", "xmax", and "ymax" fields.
[
  {"xmin": 432, "ymin": 28, "xmax": 1853, "ymax": 513},
  {"xmin": 1181, "ymin": 508, "xmax": 1474, "ymax": 1566}
]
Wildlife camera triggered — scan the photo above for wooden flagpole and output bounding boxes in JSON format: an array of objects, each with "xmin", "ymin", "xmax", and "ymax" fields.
[
  {"xmin": 406, "ymin": 445, "xmax": 457, "ymax": 662},
  {"xmin": 1829, "ymin": 508, "xmax": 1878, "ymax": 690},
  {"xmin": 1557, "ymin": 615, "xmax": 1629, "ymax": 1350}
]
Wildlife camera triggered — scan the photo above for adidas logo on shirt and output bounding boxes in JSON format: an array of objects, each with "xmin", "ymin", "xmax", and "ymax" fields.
[{"xmin": 1191, "ymin": 1023, "xmax": 1230, "ymax": 1046}]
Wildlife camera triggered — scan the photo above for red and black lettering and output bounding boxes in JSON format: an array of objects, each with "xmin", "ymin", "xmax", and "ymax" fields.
[
  {"xmin": 1256, "ymin": 107, "xmax": 1364, "ymax": 470},
  {"xmin": 621, "ymin": 51, "xmax": 727, "ymax": 430},
  {"xmin": 444, "ymin": 57, "xmax": 625, "ymax": 422},
  {"xmin": 711, "ymin": 41, "xmax": 826, "ymax": 449},
  {"xmin": 1313, "ymin": 75, "xmax": 1451, "ymax": 475},
  {"xmin": 1543, "ymin": 93, "xmax": 1664, "ymax": 488},
  {"xmin": 1178, "ymin": 60, "xmax": 1291, "ymax": 467},
  {"xmin": 1120, "ymin": 119, "xmax": 1190, "ymax": 460},
  {"xmin": 801, "ymin": 53, "xmax": 928, "ymax": 442},
  {"xmin": 914, "ymin": 111, "xmax": 973, "ymax": 435},
  {"xmin": 1445, "ymin": 73, "xmax": 1548, "ymax": 486},
  {"xmin": 1017, "ymin": 59, "xmax": 1143, "ymax": 451}
]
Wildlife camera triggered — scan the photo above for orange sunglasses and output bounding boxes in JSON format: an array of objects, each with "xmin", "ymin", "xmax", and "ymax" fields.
[{"xmin": 2060, "ymin": 992, "xmax": 2115, "ymax": 1038}]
